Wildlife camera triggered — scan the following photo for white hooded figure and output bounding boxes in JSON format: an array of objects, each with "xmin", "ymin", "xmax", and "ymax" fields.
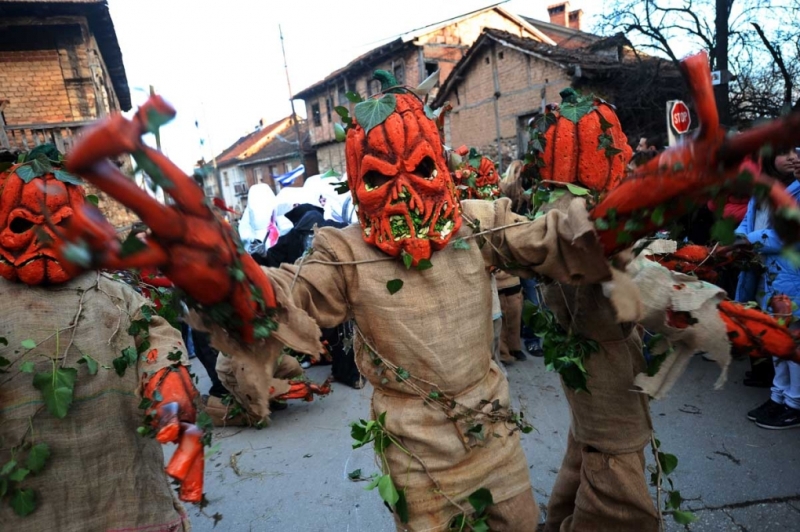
[
  {"xmin": 239, "ymin": 183, "xmax": 279, "ymax": 254},
  {"xmin": 322, "ymin": 173, "xmax": 358, "ymax": 224}
]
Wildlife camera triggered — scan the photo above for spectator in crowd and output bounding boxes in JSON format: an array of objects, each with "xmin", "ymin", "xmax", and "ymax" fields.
[{"xmin": 740, "ymin": 147, "xmax": 800, "ymax": 428}]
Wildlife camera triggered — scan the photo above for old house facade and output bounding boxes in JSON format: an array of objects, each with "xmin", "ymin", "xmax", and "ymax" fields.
[
  {"xmin": 0, "ymin": 0, "xmax": 142, "ymax": 228},
  {"xmin": 433, "ymin": 28, "xmax": 685, "ymax": 171},
  {"xmin": 208, "ymin": 116, "xmax": 313, "ymax": 214},
  {"xmin": 293, "ymin": 3, "xmax": 554, "ymax": 175}
]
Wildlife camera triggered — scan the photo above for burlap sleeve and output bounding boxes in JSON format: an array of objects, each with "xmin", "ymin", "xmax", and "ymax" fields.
[{"xmin": 461, "ymin": 197, "xmax": 612, "ymax": 285}]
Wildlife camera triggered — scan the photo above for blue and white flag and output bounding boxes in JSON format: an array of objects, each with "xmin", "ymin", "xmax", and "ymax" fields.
[{"xmin": 274, "ymin": 165, "xmax": 304, "ymax": 185}]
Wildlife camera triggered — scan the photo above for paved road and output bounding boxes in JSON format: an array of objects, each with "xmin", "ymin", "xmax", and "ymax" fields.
[{"xmin": 182, "ymin": 355, "xmax": 800, "ymax": 531}]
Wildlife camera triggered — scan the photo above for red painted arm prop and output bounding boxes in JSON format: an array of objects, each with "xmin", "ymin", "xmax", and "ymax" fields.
[
  {"xmin": 143, "ymin": 364, "xmax": 204, "ymax": 502},
  {"xmin": 53, "ymin": 96, "xmax": 277, "ymax": 343},
  {"xmin": 592, "ymin": 51, "xmax": 800, "ymax": 255}
]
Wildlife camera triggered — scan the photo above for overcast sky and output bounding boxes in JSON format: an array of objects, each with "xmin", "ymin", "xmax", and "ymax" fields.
[{"xmin": 107, "ymin": 0, "xmax": 600, "ymax": 173}]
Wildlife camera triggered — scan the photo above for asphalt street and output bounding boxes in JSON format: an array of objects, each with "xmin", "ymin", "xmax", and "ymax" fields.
[{"xmin": 181, "ymin": 354, "xmax": 800, "ymax": 532}]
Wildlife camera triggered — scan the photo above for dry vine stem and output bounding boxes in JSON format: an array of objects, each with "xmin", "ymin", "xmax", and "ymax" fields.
[{"xmin": 650, "ymin": 431, "xmax": 666, "ymax": 532}]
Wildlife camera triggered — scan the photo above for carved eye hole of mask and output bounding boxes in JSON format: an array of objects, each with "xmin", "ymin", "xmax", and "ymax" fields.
[
  {"xmin": 411, "ymin": 156, "xmax": 436, "ymax": 180},
  {"xmin": 9, "ymin": 217, "xmax": 35, "ymax": 234},
  {"xmin": 363, "ymin": 170, "xmax": 393, "ymax": 190}
]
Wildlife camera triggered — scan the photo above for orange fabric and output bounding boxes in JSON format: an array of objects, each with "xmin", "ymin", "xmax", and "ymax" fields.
[{"xmin": 719, "ymin": 300, "xmax": 799, "ymax": 361}]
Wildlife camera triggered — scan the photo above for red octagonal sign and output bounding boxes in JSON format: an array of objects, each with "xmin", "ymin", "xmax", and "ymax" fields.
[{"xmin": 671, "ymin": 100, "xmax": 691, "ymax": 134}]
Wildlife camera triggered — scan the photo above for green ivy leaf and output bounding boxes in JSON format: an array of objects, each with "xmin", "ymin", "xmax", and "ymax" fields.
[
  {"xmin": 658, "ymin": 452, "xmax": 679, "ymax": 475},
  {"xmin": 354, "ymin": 95, "xmax": 397, "ymax": 135},
  {"xmin": 672, "ymin": 510, "xmax": 698, "ymax": 525},
  {"xmin": 334, "ymin": 181, "xmax": 350, "ymax": 194},
  {"xmin": 452, "ymin": 238, "xmax": 470, "ymax": 250},
  {"xmin": 347, "ymin": 468, "xmax": 362, "ymax": 480},
  {"xmin": 20, "ymin": 361, "xmax": 35, "ymax": 373},
  {"xmin": 86, "ymin": 194, "xmax": 99, "ymax": 206},
  {"xmin": 78, "ymin": 353, "xmax": 99, "ymax": 375},
  {"xmin": 415, "ymin": 259, "xmax": 433, "ymax": 271},
  {"xmin": 566, "ymin": 183, "xmax": 590, "ymax": 196},
  {"xmin": 120, "ymin": 232, "xmax": 147, "ymax": 258},
  {"xmin": 21, "ymin": 339, "xmax": 36, "ymax": 350},
  {"xmin": 364, "ymin": 475, "xmax": 381, "ymax": 491},
  {"xmin": 334, "ymin": 122, "xmax": 347, "ymax": 142},
  {"xmin": 10, "ymin": 488, "xmax": 36, "ymax": 516},
  {"xmin": 597, "ymin": 111, "xmax": 613, "ymax": 131},
  {"xmin": 396, "ymin": 489, "xmax": 410, "ymax": 523},
  {"xmin": 26, "ymin": 443, "xmax": 50, "ymax": 474},
  {"xmin": 667, "ymin": 489, "xmax": 683, "ymax": 510},
  {"xmin": 559, "ymin": 99, "xmax": 594, "ymax": 123},
  {"xmin": 467, "ymin": 487, "xmax": 494, "ymax": 515},
  {"xmin": 32, "ymin": 368, "xmax": 77, "ymax": 418},
  {"xmin": 345, "ymin": 91, "xmax": 363, "ymax": 103},
  {"xmin": 386, "ymin": 279, "xmax": 403, "ymax": 295},
  {"xmin": 710, "ymin": 217, "xmax": 738, "ymax": 245},
  {"xmin": 651, "ymin": 205, "xmax": 666, "ymax": 227},
  {"xmin": 1, "ymin": 460, "xmax": 17, "ymax": 476},
  {"xmin": 53, "ymin": 169, "xmax": 83, "ymax": 185},
  {"xmin": 321, "ymin": 168, "xmax": 342, "ymax": 179},
  {"xmin": 14, "ymin": 165, "xmax": 37, "ymax": 183},
  {"xmin": 377, "ymin": 474, "xmax": 399, "ymax": 506},
  {"xmin": 8, "ymin": 467, "xmax": 29, "ymax": 482},
  {"xmin": 594, "ymin": 218, "xmax": 609, "ymax": 231},
  {"xmin": 401, "ymin": 251, "xmax": 413, "ymax": 270}
]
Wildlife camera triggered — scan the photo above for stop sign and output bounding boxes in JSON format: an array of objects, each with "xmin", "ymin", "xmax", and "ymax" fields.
[{"xmin": 670, "ymin": 100, "xmax": 691, "ymax": 134}]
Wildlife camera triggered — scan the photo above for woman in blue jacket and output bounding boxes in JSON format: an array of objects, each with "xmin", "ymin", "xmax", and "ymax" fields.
[{"xmin": 738, "ymin": 147, "xmax": 800, "ymax": 429}]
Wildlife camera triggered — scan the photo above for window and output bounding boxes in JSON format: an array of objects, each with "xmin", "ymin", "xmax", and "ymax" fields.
[
  {"xmin": 223, "ymin": 171, "xmax": 229, "ymax": 187},
  {"xmin": 394, "ymin": 63, "xmax": 405, "ymax": 85},
  {"xmin": 424, "ymin": 61, "xmax": 438, "ymax": 77},
  {"xmin": 286, "ymin": 162, "xmax": 294, "ymax": 171},
  {"xmin": 499, "ymin": 51, "xmax": 504, "ymax": 60},
  {"xmin": 368, "ymin": 79, "xmax": 381, "ymax": 96},
  {"xmin": 325, "ymin": 97, "xmax": 333, "ymax": 123},
  {"xmin": 311, "ymin": 102, "xmax": 321, "ymax": 127},
  {"xmin": 269, "ymin": 165, "xmax": 277, "ymax": 176},
  {"xmin": 255, "ymin": 167, "xmax": 263, "ymax": 183},
  {"xmin": 338, "ymin": 85, "xmax": 348, "ymax": 106}
]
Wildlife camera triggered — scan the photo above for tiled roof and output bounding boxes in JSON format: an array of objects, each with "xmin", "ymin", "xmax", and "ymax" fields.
[
  {"xmin": 433, "ymin": 28, "xmax": 677, "ymax": 108},
  {"xmin": 213, "ymin": 117, "xmax": 293, "ymax": 167},
  {"xmin": 240, "ymin": 120, "xmax": 311, "ymax": 166},
  {"xmin": 521, "ymin": 16, "xmax": 601, "ymax": 49},
  {"xmin": 293, "ymin": 4, "xmax": 555, "ymax": 100}
]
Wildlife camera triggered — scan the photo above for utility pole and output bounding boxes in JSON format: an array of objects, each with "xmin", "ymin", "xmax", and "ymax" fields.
[
  {"xmin": 713, "ymin": 0, "xmax": 731, "ymax": 126},
  {"xmin": 279, "ymin": 24, "xmax": 306, "ymax": 184}
]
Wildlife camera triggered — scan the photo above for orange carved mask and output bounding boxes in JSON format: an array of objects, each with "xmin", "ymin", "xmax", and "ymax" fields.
[
  {"xmin": 345, "ymin": 92, "xmax": 461, "ymax": 265},
  {"xmin": 0, "ymin": 164, "xmax": 85, "ymax": 285}
]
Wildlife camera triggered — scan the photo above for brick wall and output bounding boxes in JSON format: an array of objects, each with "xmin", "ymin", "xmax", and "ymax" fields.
[
  {"xmin": 316, "ymin": 143, "xmax": 347, "ymax": 175},
  {"xmin": 0, "ymin": 49, "xmax": 73, "ymax": 124},
  {"xmin": 445, "ymin": 44, "xmax": 571, "ymax": 171},
  {"xmin": 0, "ymin": 22, "xmax": 100, "ymax": 126}
]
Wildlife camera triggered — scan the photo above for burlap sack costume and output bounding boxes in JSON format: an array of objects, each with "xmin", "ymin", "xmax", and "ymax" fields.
[
  {"xmin": 0, "ymin": 272, "xmax": 190, "ymax": 531},
  {"xmin": 200, "ymin": 196, "xmax": 609, "ymax": 531},
  {"xmin": 541, "ymin": 281, "xmax": 658, "ymax": 532}
]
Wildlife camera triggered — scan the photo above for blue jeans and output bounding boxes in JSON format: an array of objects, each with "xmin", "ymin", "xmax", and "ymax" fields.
[
  {"xmin": 520, "ymin": 278, "xmax": 541, "ymax": 347},
  {"xmin": 771, "ymin": 358, "xmax": 800, "ymax": 410}
]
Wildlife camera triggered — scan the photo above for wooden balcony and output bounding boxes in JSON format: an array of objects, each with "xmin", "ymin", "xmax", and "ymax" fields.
[{"xmin": 0, "ymin": 118, "xmax": 95, "ymax": 154}]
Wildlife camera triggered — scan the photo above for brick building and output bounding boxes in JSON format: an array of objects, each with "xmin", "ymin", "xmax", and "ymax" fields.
[
  {"xmin": 0, "ymin": 0, "xmax": 139, "ymax": 228},
  {"xmin": 523, "ymin": 2, "xmax": 600, "ymax": 50},
  {"xmin": 432, "ymin": 28, "xmax": 685, "ymax": 171},
  {"xmin": 293, "ymin": 3, "xmax": 554, "ymax": 175}
]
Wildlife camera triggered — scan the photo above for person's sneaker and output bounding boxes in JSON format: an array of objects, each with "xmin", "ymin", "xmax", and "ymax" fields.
[
  {"xmin": 523, "ymin": 341, "xmax": 544, "ymax": 357},
  {"xmin": 756, "ymin": 405, "xmax": 800, "ymax": 430},
  {"xmin": 746, "ymin": 399, "xmax": 785, "ymax": 422},
  {"xmin": 511, "ymin": 350, "xmax": 527, "ymax": 361}
]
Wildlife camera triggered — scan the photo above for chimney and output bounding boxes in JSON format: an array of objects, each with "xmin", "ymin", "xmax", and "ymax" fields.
[
  {"xmin": 547, "ymin": 2, "xmax": 569, "ymax": 27},
  {"xmin": 568, "ymin": 9, "xmax": 583, "ymax": 31}
]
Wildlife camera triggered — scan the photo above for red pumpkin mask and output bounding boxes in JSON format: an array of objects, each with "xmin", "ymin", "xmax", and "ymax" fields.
[
  {"xmin": 345, "ymin": 92, "xmax": 461, "ymax": 265},
  {"xmin": 526, "ymin": 88, "xmax": 633, "ymax": 194},
  {"xmin": 0, "ymin": 164, "xmax": 85, "ymax": 285},
  {"xmin": 451, "ymin": 145, "xmax": 501, "ymax": 200}
]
